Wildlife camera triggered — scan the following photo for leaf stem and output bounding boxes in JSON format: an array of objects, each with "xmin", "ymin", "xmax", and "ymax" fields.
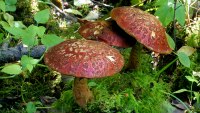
[
  {"xmin": 155, "ymin": 57, "xmax": 178, "ymax": 80},
  {"xmin": 173, "ymin": 0, "xmax": 177, "ymax": 50},
  {"xmin": 0, "ymin": 74, "xmax": 18, "ymax": 79}
]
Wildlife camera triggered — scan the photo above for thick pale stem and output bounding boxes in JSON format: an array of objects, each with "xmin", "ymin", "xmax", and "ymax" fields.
[{"xmin": 73, "ymin": 77, "xmax": 93, "ymax": 107}]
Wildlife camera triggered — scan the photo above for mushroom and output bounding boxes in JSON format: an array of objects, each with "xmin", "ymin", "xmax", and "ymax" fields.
[
  {"xmin": 44, "ymin": 39, "xmax": 124, "ymax": 107},
  {"xmin": 110, "ymin": 6, "xmax": 172, "ymax": 69},
  {"xmin": 78, "ymin": 19, "xmax": 134, "ymax": 48}
]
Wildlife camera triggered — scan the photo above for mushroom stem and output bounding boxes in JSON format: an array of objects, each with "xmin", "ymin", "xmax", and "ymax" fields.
[
  {"xmin": 126, "ymin": 43, "xmax": 141, "ymax": 70},
  {"xmin": 73, "ymin": 77, "xmax": 93, "ymax": 107}
]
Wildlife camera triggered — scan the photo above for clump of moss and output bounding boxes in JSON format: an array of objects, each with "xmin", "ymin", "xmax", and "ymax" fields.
[{"xmin": 0, "ymin": 67, "xmax": 58, "ymax": 112}]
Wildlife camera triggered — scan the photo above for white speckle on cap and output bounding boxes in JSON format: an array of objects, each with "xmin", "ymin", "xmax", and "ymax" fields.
[{"xmin": 106, "ymin": 56, "xmax": 115, "ymax": 62}]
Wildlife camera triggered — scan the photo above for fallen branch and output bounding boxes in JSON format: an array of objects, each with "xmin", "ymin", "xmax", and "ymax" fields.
[{"xmin": 0, "ymin": 44, "xmax": 46, "ymax": 64}]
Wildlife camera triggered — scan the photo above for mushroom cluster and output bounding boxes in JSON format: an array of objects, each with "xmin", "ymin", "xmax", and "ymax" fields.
[
  {"xmin": 78, "ymin": 6, "xmax": 172, "ymax": 69},
  {"xmin": 44, "ymin": 39, "xmax": 124, "ymax": 107},
  {"xmin": 44, "ymin": 6, "xmax": 173, "ymax": 108}
]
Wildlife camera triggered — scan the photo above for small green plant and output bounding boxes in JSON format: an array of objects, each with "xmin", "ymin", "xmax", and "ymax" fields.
[{"xmin": 0, "ymin": 6, "xmax": 64, "ymax": 76}]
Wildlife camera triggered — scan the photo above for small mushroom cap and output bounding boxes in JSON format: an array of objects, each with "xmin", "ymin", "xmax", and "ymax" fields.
[
  {"xmin": 44, "ymin": 39, "xmax": 124, "ymax": 78},
  {"xmin": 78, "ymin": 20, "xmax": 133, "ymax": 48},
  {"xmin": 111, "ymin": 6, "xmax": 172, "ymax": 54}
]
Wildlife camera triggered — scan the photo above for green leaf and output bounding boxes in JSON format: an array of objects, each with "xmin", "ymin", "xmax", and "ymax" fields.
[
  {"xmin": 3, "ymin": 13, "xmax": 14, "ymax": 26},
  {"xmin": 0, "ymin": 1, "xmax": 6, "ymax": 12},
  {"xmin": 154, "ymin": 0, "xmax": 168, "ymax": 6},
  {"xmin": 0, "ymin": 33, "xmax": 3, "ymax": 43},
  {"xmin": 1, "ymin": 64, "xmax": 22, "ymax": 75},
  {"xmin": 36, "ymin": 26, "xmax": 46, "ymax": 37},
  {"xmin": 13, "ymin": 21, "xmax": 27, "ymax": 28},
  {"xmin": 154, "ymin": 0, "xmax": 174, "ymax": 26},
  {"xmin": 4, "ymin": 27, "xmax": 25, "ymax": 37},
  {"xmin": 5, "ymin": 5, "xmax": 16, "ymax": 12},
  {"xmin": 26, "ymin": 102, "xmax": 36, "ymax": 113},
  {"xmin": 21, "ymin": 55, "xmax": 39, "ymax": 73},
  {"xmin": 173, "ymin": 89, "xmax": 189, "ymax": 93},
  {"xmin": 177, "ymin": 52, "xmax": 190, "ymax": 67},
  {"xmin": 1, "ymin": 21, "xmax": 26, "ymax": 38},
  {"xmin": 175, "ymin": 2, "xmax": 185, "ymax": 26},
  {"xmin": 166, "ymin": 33, "xmax": 175, "ymax": 50},
  {"xmin": 21, "ymin": 25, "xmax": 38, "ymax": 46},
  {"xmin": 5, "ymin": 0, "xmax": 17, "ymax": 5},
  {"xmin": 64, "ymin": 9, "xmax": 82, "ymax": 16},
  {"xmin": 34, "ymin": 9, "xmax": 50, "ymax": 24},
  {"xmin": 194, "ymin": 92, "xmax": 200, "ymax": 104},
  {"xmin": 41, "ymin": 34, "xmax": 64, "ymax": 48},
  {"xmin": 177, "ymin": 46, "xmax": 196, "ymax": 56},
  {"xmin": 0, "ymin": 21, "xmax": 10, "ymax": 28},
  {"xmin": 185, "ymin": 76, "xmax": 198, "ymax": 83}
]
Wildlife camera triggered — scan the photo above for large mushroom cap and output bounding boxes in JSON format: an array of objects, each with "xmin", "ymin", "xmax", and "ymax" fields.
[
  {"xmin": 78, "ymin": 20, "xmax": 133, "ymax": 48},
  {"xmin": 44, "ymin": 39, "xmax": 124, "ymax": 78},
  {"xmin": 111, "ymin": 6, "xmax": 172, "ymax": 54}
]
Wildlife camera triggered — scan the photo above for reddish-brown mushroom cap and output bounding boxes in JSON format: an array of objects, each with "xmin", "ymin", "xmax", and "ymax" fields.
[
  {"xmin": 111, "ymin": 6, "xmax": 172, "ymax": 54},
  {"xmin": 78, "ymin": 20, "xmax": 133, "ymax": 48},
  {"xmin": 44, "ymin": 39, "xmax": 124, "ymax": 78}
]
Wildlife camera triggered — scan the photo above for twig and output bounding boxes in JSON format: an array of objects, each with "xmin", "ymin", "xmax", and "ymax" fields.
[
  {"xmin": 38, "ymin": 1, "xmax": 77, "ymax": 22},
  {"xmin": 91, "ymin": 0, "xmax": 114, "ymax": 8}
]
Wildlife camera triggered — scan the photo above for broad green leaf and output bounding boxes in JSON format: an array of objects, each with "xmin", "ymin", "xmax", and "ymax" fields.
[
  {"xmin": 36, "ymin": 26, "xmax": 46, "ymax": 37},
  {"xmin": 166, "ymin": 33, "xmax": 175, "ymax": 50},
  {"xmin": 154, "ymin": 0, "xmax": 174, "ymax": 26},
  {"xmin": 3, "ymin": 26, "xmax": 25, "ymax": 37},
  {"xmin": 0, "ymin": 21, "xmax": 22, "ymax": 37},
  {"xmin": 0, "ymin": 1, "xmax": 5, "ymax": 12},
  {"xmin": 5, "ymin": 5, "xmax": 16, "ymax": 12},
  {"xmin": 34, "ymin": 9, "xmax": 50, "ymax": 24},
  {"xmin": 175, "ymin": 2, "xmax": 185, "ymax": 26},
  {"xmin": 14, "ymin": 21, "xmax": 27, "ymax": 28},
  {"xmin": 0, "ymin": 21, "xmax": 10, "ymax": 28},
  {"xmin": 155, "ymin": 5, "xmax": 174, "ymax": 26},
  {"xmin": 26, "ymin": 102, "xmax": 36, "ymax": 113},
  {"xmin": 177, "ymin": 52, "xmax": 190, "ymax": 67},
  {"xmin": 21, "ymin": 25, "xmax": 38, "ymax": 46},
  {"xmin": 41, "ymin": 34, "xmax": 64, "ymax": 48},
  {"xmin": 177, "ymin": 46, "xmax": 196, "ymax": 56},
  {"xmin": 21, "ymin": 55, "xmax": 39, "ymax": 72},
  {"xmin": 26, "ymin": 64, "xmax": 33, "ymax": 73},
  {"xmin": 173, "ymin": 89, "xmax": 189, "ymax": 94},
  {"xmin": 154, "ymin": 0, "xmax": 167, "ymax": 6},
  {"xmin": 64, "ymin": 9, "xmax": 82, "ymax": 16},
  {"xmin": 194, "ymin": 92, "xmax": 200, "ymax": 103},
  {"xmin": 185, "ymin": 76, "xmax": 198, "ymax": 83},
  {"xmin": 1, "ymin": 64, "xmax": 22, "ymax": 75},
  {"xmin": 5, "ymin": 0, "xmax": 17, "ymax": 5},
  {"xmin": 30, "ymin": 59, "xmax": 40, "ymax": 65},
  {"xmin": 3, "ymin": 13, "xmax": 14, "ymax": 26}
]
